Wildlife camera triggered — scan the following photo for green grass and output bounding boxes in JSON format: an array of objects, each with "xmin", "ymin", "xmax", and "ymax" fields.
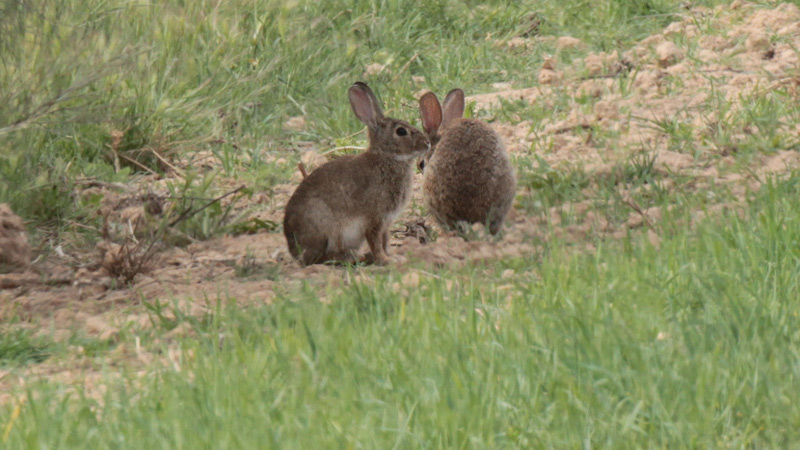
[
  {"xmin": 0, "ymin": 0, "xmax": 732, "ymax": 234},
  {"xmin": 3, "ymin": 175, "xmax": 800, "ymax": 448},
  {"xmin": 515, "ymin": 155, "xmax": 590, "ymax": 213},
  {"xmin": 0, "ymin": 329, "xmax": 53, "ymax": 368},
  {"xmin": 5, "ymin": 0, "xmax": 800, "ymax": 447},
  {"xmin": 0, "ymin": 325, "xmax": 117, "ymax": 369}
]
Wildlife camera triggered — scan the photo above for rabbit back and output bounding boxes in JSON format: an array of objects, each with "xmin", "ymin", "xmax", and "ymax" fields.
[{"xmin": 423, "ymin": 118, "xmax": 516, "ymax": 234}]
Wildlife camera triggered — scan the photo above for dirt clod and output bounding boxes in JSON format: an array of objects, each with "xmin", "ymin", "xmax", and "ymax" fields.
[
  {"xmin": 0, "ymin": 204, "xmax": 30, "ymax": 273},
  {"xmin": 556, "ymin": 36, "xmax": 584, "ymax": 50},
  {"xmin": 746, "ymin": 31, "xmax": 770, "ymax": 52},
  {"xmin": 282, "ymin": 116, "xmax": 307, "ymax": 132},
  {"xmin": 656, "ymin": 41, "xmax": 683, "ymax": 67}
]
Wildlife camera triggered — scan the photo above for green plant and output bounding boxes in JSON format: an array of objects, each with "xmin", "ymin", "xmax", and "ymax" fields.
[
  {"xmin": 516, "ymin": 155, "xmax": 590, "ymax": 213},
  {"xmin": 0, "ymin": 329, "xmax": 52, "ymax": 368}
]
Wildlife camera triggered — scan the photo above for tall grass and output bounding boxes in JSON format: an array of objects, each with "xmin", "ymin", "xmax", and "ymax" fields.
[
  {"xmin": 3, "ymin": 175, "xmax": 800, "ymax": 447},
  {"xmin": 0, "ymin": 0, "xmax": 727, "ymax": 230}
]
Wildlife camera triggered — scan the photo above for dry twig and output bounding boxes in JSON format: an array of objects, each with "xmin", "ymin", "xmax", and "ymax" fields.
[{"xmin": 169, "ymin": 185, "xmax": 246, "ymax": 227}]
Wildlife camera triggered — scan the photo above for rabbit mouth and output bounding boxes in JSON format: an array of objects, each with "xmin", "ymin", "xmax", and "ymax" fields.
[
  {"xmin": 392, "ymin": 153, "xmax": 422, "ymax": 161},
  {"xmin": 392, "ymin": 142, "xmax": 430, "ymax": 162}
]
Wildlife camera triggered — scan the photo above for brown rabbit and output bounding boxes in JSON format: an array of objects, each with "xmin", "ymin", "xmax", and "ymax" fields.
[
  {"xmin": 283, "ymin": 82, "xmax": 430, "ymax": 266},
  {"xmin": 418, "ymin": 88, "xmax": 516, "ymax": 235}
]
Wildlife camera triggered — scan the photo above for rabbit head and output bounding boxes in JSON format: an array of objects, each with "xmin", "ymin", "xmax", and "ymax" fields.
[
  {"xmin": 417, "ymin": 88, "xmax": 465, "ymax": 171},
  {"xmin": 349, "ymin": 82, "xmax": 430, "ymax": 161}
]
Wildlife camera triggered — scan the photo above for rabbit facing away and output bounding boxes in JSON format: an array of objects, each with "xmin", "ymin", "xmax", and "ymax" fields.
[
  {"xmin": 283, "ymin": 82, "xmax": 430, "ymax": 266},
  {"xmin": 418, "ymin": 88, "xmax": 516, "ymax": 235}
]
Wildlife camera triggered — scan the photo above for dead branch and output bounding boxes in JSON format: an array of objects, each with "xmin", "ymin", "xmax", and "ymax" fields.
[
  {"xmin": 169, "ymin": 185, "xmax": 246, "ymax": 227},
  {"xmin": 552, "ymin": 123, "xmax": 594, "ymax": 135},
  {"xmin": 623, "ymin": 197, "xmax": 656, "ymax": 229},
  {"xmin": 149, "ymin": 148, "xmax": 186, "ymax": 178},
  {"xmin": 392, "ymin": 53, "xmax": 419, "ymax": 83}
]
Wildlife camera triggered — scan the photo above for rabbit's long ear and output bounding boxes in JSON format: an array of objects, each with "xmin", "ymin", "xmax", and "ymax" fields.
[
  {"xmin": 349, "ymin": 82, "xmax": 384, "ymax": 129},
  {"xmin": 418, "ymin": 91, "xmax": 442, "ymax": 136},
  {"xmin": 442, "ymin": 88, "xmax": 465, "ymax": 127}
]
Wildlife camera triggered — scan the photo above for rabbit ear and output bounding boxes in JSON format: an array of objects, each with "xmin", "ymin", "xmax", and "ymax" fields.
[
  {"xmin": 418, "ymin": 91, "xmax": 442, "ymax": 135},
  {"xmin": 348, "ymin": 82, "xmax": 384, "ymax": 130},
  {"xmin": 441, "ymin": 88, "xmax": 465, "ymax": 127}
]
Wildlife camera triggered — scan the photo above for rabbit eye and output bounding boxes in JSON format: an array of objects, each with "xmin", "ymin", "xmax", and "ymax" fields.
[{"xmin": 395, "ymin": 127, "xmax": 408, "ymax": 136}]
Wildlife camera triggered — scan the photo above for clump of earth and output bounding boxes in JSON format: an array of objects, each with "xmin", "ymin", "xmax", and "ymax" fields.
[{"xmin": 0, "ymin": 204, "xmax": 30, "ymax": 274}]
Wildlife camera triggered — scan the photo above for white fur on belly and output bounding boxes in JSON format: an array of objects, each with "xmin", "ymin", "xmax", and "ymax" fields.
[{"xmin": 328, "ymin": 217, "xmax": 366, "ymax": 252}]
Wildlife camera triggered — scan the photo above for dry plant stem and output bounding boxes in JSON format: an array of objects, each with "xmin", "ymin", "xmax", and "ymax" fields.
[
  {"xmin": 73, "ymin": 178, "xmax": 132, "ymax": 191},
  {"xmin": 623, "ymin": 197, "xmax": 655, "ymax": 229},
  {"xmin": 118, "ymin": 153, "xmax": 159, "ymax": 175},
  {"xmin": 111, "ymin": 239, "xmax": 160, "ymax": 284},
  {"xmin": 149, "ymin": 149, "xmax": 186, "ymax": 178},
  {"xmin": 298, "ymin": 163, "xmax": 308, "ymax": 179},
  {"xmin": 67, "ymin": 220, "xmax": 102, "ymax": 233},
  {"xmin": 0, "ymin": 273, "xmax": 73, "ymax": 289},
  {"xmin": 169, "ymin": 185, "xmax": 246, "ymax": 227},
  {"xmin": 321, "ymin": 145, "xmax": 366, "ymax": 155},
  {"xmin": 391, "ymin": 53, "xmax": 419, "ymax": 83},
  {"xmin": 340, "ymin": 127, "xmax": 367, "ymax": 140},
  {"xmin": 552, "ymin": 123, "xmax": 593, "ymax": 135}
]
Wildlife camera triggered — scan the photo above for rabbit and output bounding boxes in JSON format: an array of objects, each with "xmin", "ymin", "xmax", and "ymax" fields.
[
  {"xmin": 417, "ymin": 88, "xmax": 517, "ymax": 235},
  {"xmin": 283, "ymin": 82, "xmax": 431, "ymax": 266}
]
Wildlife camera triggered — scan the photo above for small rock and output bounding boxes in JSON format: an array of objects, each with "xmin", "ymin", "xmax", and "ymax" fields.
[
  {"xmin": 640, "ymin": 34, "xmax": 666, "ymax": 48},
  {"xmin": 538, "ymin": 57, "xmax": 561, "ymax": 85},
  {"xmin": 556, "ymin": 36, "xmax": 584, "ymax": 50},
  {"xmin": 0, "ymin": 204, "xmax": 31, "ymax": 273},
  {"xmin": 594, "ymin": 100, "xmax": 619, "ymax": 121},
  {"xmin": 538, "ymin": 69, "xmax": 563, "ymax": 85},
  {"xmin": 85, "ymin": 316, "xmax": 120, "ymax": 341},
  {"xmin": 363, "ymin": 63, "xmax": 386, "ymax": 78},
  {"xmin": 745, "ymin": 31, "xmax": 770, "ymax": 53},
  {"xmin": 778, "ymin": 22, "xmax": 800, "ymax": 37},
  {"xmin": 578, "ymin": 80, "xmax": 604, "ymax": 98},
  {"xmin": 662, "ymin": 21, "xmax": 685, "ymax": 37},
  {"xmin": 119, "ymin": 206, "xmax": 146, "ymax": 228},
  {"xmin": 506, "ymin": 37, "xmax": 533, "ymax": 50},
  {"xmin": 656, "ymin": 41, "xmax": 683, "ymax": 67},
  {"xmin": 541, "ymin": 56, "xmax": 557, "ymax": 71},
  {"xmin": 584, "ymin": 53, "xmax": 605, "ymax": 77},
  {"xmin": 282, "ymin": 116, "xmax": 306, "ymax": 132}
]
